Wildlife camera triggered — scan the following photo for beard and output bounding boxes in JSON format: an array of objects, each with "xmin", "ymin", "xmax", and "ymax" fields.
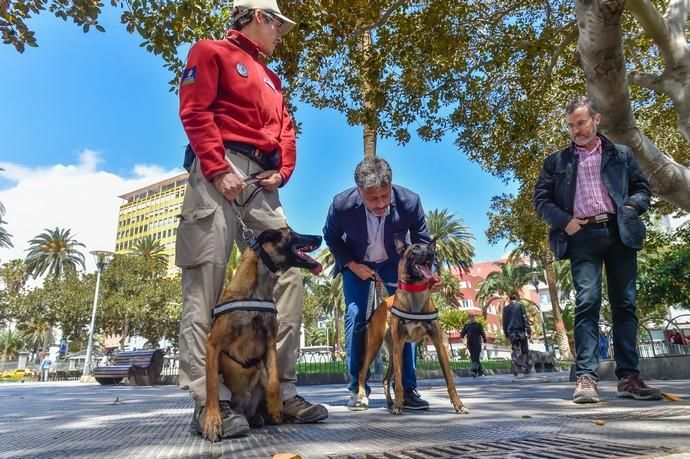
[{"xmin": 572, "ymin": 128, "xmax": 598, "ymax": 147}]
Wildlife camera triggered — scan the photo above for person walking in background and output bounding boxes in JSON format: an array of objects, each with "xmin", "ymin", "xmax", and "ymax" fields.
[
  {"xmin": 502, "ymin": 294, "xmax": 531, "ymax": 376},
  {"xmin": 39, "ymin": 353, "xmax": 52, "ymax": 382},
  {"xmin": 459, "ymin": 315, "xmax": 487, "ymax": 377},
  {"xmin": 534, "ymin": 96, "xmax": 660, "ymax": 404},
  {"xmin": 598, "ymin": 329, "xmax": 609, "ymax": 359}
]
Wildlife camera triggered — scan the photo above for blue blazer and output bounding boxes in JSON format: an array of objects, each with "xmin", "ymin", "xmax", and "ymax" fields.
[
  {"xmin": 322, "ymin": 185, "xmax": 431, "ymax": 275},
  {"xmin": 534, "ymin": 134, "xmax": 651, "ymax": 260}
]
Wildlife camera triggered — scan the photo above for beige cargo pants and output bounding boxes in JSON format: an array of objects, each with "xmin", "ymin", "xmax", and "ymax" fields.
[{"xmin": 176, "ymin": 149, "xmax": 304, "ymax": 406}]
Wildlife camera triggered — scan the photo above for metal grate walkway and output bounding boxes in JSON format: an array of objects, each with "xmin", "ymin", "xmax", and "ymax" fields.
[{"xmin": 329, "ymin": 435, "xmax": 670, "ymax": 459}]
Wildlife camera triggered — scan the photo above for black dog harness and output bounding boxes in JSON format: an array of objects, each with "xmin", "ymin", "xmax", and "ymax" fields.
[{"xmin": 212, "ymin": 299, "xmax": 277, "ymax": 369}]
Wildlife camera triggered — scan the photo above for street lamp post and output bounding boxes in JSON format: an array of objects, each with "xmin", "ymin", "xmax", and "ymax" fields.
[
  {"xmin": 530, "ymin": 270, "xmax": 550, "ymax": 352},
  {"xmin": 82, "ymin": 250, "xmax": 113, "ymax": 379}
]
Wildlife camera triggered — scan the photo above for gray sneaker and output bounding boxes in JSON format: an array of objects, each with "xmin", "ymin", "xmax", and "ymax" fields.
[
  {"xmin": 283, "ymin": 395, "xmax": 328, "ymax": 423},
  {"xmin": 346, "ymin": 393, "xmax": 369, "ymax": 411},
  {"xmin": 573, "ymin": 376, "xmax": 600, "ymax": 404},
  {"xmin": 190, "ymin": 401, "xmax": 250, "ymax": 440}
]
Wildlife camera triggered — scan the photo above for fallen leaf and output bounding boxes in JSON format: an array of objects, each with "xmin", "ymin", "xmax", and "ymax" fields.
[
  {"xmin": 592, "ymin": 419, "xmax": 605, "ymax": 426},
  {"xmin": 521, "ymin": 415, "xmax": 532, "ymax": 419},
  {"xmin": 661, "ymin": 392, "xmax": 682, "ymax": 402},
  {"xmin": 273, "ymin": 454, "xmax": 301, "ymax": 459}
]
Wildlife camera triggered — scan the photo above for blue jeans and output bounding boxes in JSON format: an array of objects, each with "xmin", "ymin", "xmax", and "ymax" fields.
[
  {"xmin": 342, "ymin": 261, "xmax": 417, "ymax": 394},
  {"xmin": 568, "ymin": 221, "xmax": 639, "ymax": 380}
]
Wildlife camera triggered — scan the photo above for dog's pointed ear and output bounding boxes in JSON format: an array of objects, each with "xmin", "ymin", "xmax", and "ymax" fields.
[{"xmin": 393, "ymin": 232, "xmax": 408, "ymax": 255}]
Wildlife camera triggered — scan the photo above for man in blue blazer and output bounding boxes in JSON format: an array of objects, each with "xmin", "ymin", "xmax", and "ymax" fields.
[{"xmin": 323, "ymin": 156, "xmax": 438, "ymax": 411}]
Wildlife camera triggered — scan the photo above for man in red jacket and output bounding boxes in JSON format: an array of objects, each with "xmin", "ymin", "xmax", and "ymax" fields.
[{"xmin": 176, "ymin": 0, "xmax": 327, "ymax": 439}]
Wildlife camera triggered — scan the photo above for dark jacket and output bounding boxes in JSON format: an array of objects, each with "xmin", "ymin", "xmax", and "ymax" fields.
[
  {"xmin": 533, "ymin": 134, "xmax": 651, "ymax": 259},
  {"xmin": 502, "ymin": 301, "xmax": 531, "ymax": 337},
  {"xmin": 322, "ymin": 185, "xmax": 430, "ymax": 275},
  {"xmin": 460, "ymin": 322, "xmax": 487, "ymax": 348}
]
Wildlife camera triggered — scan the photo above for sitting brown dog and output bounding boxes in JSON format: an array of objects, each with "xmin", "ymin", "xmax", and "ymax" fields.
[
  {"xmin": 355, "ymin": 238, "xmax": 469, "ymax": 415},
  {"xmin": 202, "ymin": 227, "xmax": 322, "ymax": 442}
]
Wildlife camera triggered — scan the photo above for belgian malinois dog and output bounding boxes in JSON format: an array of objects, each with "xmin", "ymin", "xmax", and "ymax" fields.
[
  {"xmin": 202, "ymin": 227, "xmax": 322, "ymax": 442},
  {"xmin": 355, "ymin": 238, "xmax": 469, "ymax": 415}
]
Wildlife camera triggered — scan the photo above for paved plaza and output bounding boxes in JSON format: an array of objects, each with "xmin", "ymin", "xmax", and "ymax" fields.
[{"xmin": 1, "ymin": 372, "xmax": 690, "ymax": 458}]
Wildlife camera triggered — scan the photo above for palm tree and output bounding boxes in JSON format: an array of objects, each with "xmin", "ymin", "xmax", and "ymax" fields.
[
  {"xmin": 0, "ymin": 329, "xmax": 25, "ymax": 361},
  {"xmin": 25, "ymin": 227, "xmax": 85, "ymax": 278},
  {"xmin": 426, "ymin": 209, "xmax": 475, "ymax": 275},
  {"xmin": 0, "ymin": 202, "xmax": 13, "ymax": 249},
  {"xmin": 476, "ymin": 257, "xmax": 533, "ymax": 301},
  {"xmin": 131, "ymin": 235, "xmax": 168, "ymax": 272}
]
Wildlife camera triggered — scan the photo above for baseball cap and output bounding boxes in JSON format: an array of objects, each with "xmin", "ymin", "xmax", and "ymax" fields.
[{"xmin": 232, "ymin": 0, "xmax": 296, "ymax": 36}]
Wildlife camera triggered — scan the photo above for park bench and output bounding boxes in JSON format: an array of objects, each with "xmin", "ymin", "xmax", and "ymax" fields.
[{"xmin": 93, "ymin": 349, "xmax": 164, "ymax": 386}]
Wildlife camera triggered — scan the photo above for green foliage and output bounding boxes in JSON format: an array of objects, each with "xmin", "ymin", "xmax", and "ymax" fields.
[
  {"xmin": 25, "ymin": 227, "xmax": 86, "ymax": 279},
  {"xmin": 475, "ymin": 257, "xmax": 533, "ymax": 313},
  {"xmin": 637, "ymin": 223, "xmax": 690, "ymax": 318},
  {"xmin": 426, "ymin": 209, "xmax": 475, "ymax": 275},
  {"xmin": 130, "ymin": 235, "xmax": 168, "ymax": 272},
  {"xmin": 0, "ymin": 329, "xmax": 26, "ymax": 359},
  {"xmin": 0, "ymin": 202, "xmax": 13, "ymax": 249},
  {"xmin": 99, "ymin": 253, "xmax": 181, "ymax": 347},
  {"xmin": 438, "ymin": 308, "xmax": 468, "ymax": 335}
]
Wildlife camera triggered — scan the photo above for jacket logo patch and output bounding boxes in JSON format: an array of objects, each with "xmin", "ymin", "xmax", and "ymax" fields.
[
  {"xmin": 181, "ymin": 66, "xmax": 196, "ymax": 85},
  {"xmin": 263, "ymin": 76, "xmax": 276, "ymax": 92},
  {"xmin": 236, "ymin": 63, "xmax": 249, "ymax": 78}
]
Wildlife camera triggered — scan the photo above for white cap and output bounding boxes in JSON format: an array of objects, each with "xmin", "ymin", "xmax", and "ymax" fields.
[{"xmin": 232, "ymin": 0, "xmax": 296, "ymax": 36}]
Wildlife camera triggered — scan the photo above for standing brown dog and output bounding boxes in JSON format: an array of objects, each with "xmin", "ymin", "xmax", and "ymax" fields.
[
  {"xmin": 355, "ymin": 239, "xmax": 469, "ymax": 415},
  {"xmin": 202, "ymin": 227, "xmax": 322, "ymax": 442}
]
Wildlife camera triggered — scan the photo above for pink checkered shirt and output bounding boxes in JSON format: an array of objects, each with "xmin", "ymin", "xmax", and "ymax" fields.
[{"xmin": 573, "ymin": 137, "xmax": 615, "ymax": 218}]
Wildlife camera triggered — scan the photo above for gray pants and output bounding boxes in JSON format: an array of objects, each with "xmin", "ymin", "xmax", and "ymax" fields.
[{"xmin": 176, "ymin": 150, "xmax": 304, "ymax": 406}]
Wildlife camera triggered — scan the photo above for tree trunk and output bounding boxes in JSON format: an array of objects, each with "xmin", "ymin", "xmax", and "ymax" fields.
[
  {"xmin": 119, "ymin": 319, "xmax": 129, "ymax": 350},
  {"xmin": 542, "ymin": 252, "xmax": 574, "ymax": 360},
  {"xmin": 362, "ymin": 29, "xmax": 377, "ymax": 158},
  {"xmin": 575, "ymin": 0, "xmax": 690, "ymax": 211}
]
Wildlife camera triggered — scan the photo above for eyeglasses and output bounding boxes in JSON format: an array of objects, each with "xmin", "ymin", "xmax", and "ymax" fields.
[
  {"xmin": 565, "ymin": 118, "xmax": 592, "ymax": 132},
  {"xmin": 262, "ymin": 11, "xmax": 284, "ymax": 30}
]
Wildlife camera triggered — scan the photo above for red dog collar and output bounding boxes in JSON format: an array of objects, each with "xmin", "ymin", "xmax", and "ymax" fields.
[{"xmin": 397, "ymin": 281, "xmax": 429, "ymax": 292}]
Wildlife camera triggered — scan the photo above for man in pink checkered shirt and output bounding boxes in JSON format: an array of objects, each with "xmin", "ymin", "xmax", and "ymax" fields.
[{"xmin": 534, "ymin": 96, "xmax": 660, "ymax": 405}]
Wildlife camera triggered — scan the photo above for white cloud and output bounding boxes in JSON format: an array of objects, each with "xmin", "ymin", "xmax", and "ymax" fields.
[{"xmin": 0, "ymin": 150, "xmax": 183, "ymax": 273}]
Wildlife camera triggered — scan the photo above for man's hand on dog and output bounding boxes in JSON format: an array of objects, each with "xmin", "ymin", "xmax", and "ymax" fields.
[
  {"xmin": 256, "ymin": 170, "xmax": 283, "ymax": 192},
  {"xmin": 213, "ymin": 171, "xmax": 246, "ymax": 201},
  {"xmin": 346, "ymin": 261, "xmax": 382, "ymax": 282}
]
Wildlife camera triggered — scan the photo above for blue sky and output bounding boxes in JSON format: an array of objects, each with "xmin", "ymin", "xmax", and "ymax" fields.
[{"xmin": 0, "ymin": 8, "xmax": 515, "ymax": 269}]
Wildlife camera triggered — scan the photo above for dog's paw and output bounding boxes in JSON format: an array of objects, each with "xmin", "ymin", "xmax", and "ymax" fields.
[
  {"xmin": 390, "ymin": 406, "xmax": 403, "ymax": 415},
  {"xmin": 455, "ymin": 405, "xmax": 469, "ymax": 415},
  {"xmin": 268, "ymin": 412, "xmax": 283, "ymax": 425},
  {"xmin": 202, "ymin": 413, "xmax": 223, "ymax": 442}
]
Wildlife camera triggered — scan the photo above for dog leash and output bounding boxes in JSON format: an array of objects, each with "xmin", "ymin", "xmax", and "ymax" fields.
[{"xmin": 365, "ymin": 277, "xmax": 377, "ymax": 324}]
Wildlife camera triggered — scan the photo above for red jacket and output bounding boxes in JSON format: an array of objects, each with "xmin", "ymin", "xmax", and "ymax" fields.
[{"xmin": 179, "ymin": 31, "xmax": 297, "ymax": 184}]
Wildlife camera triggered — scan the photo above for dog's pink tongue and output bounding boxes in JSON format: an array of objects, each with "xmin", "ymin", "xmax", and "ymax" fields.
[
  {"xmin": 416, "ymin": 264, "xmax": 434, "ymax": 279},
  {"xmin": 310, "ymin": 263, "xmax": 323, "ymax": 275}
]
